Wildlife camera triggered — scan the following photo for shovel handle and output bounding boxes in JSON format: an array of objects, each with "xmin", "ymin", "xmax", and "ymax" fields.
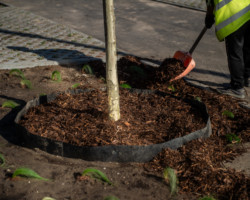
[{"xmin": 189, "ymin": 26, "xmax": 207, "ymax": 54}]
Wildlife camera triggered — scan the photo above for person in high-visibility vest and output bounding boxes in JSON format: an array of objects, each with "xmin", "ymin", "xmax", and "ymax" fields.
[{"xmin": 205, "ymin": 0, "xmax": 250, "ymax": 99}]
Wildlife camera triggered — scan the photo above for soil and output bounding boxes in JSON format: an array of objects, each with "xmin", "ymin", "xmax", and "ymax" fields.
[{"xmin": 0, "ymin": 56, "xmax": 249, "ymax": 200}]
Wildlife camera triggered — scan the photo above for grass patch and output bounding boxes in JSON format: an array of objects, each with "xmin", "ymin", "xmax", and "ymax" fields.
[
  {"xmin": 226, "ymin": 133, "xmax": 241, "ymax": 144},
  {"xmin": 12, "ymin": 167, "xmax": 49, "ymax": 181},
  {"xmin": 120, "ymin": 83, "xmax": 132, "ymax": 89},
  {"xmin": 9, "ymin": 69, "xmax": 25, "ymax": 79},
  {"xmin": 1, "ymin": 100, "xmax": 20, "ymax": 108},
  {"xmin": 163, "ymin": 167, "xmax": 178, "ymax": 196},
  {"xmin": 167, "ymin": 85, "xmax": 176, "ymax": 92},
  {"xmin": 195, "ymin": 96, "xmax": 202, "ymax": 102},
  {"xmin": 82, "ymin": 168, "xmax": 113, "ymax": 185},
  {"xmin": 51, "ymin": 70, "xmax": 62, "ymax": 82},
  {"xmin": 20, "ymin": 79, "xmax": 32, "ymax": 89},
  {"xmin": 82, "ymin": 64, "xmax": 94, "ymax": 75},
  {"xmin": 222, "ymin": 110, "xmax": 234, "ymax": 119},
  {"xmin": 9, "ymin": 69, "xmax": 32, "ymax": 89},
  {"xmin": 71, "ymin": 83, "xmax": 81, "ymax": 89}
]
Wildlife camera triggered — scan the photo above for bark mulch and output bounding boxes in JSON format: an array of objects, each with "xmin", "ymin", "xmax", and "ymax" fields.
[
  {"xmin": 19, "ymin": 89, "xmax": 206, "ymax": 146},
  {"xmin": 18, "ymin": 55, "xmax": 250, "ymax": 200}
]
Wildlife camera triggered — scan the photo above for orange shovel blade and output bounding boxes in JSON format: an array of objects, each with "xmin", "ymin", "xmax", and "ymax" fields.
[{"xmin": 170, "ymin": 51, "xmax": 196, "ymax": 82}]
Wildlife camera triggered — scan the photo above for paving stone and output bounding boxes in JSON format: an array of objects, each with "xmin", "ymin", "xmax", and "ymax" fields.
[{"xmin": 0, "ymin": 6, "xmax": 107, "ymax": 69}]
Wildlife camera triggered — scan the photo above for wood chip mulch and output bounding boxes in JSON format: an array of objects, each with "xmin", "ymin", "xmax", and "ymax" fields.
[
  {"xmin": 19, "ymin": 89, "xmax": 206, "ymax": 146},
  {"xmin": 19, "ymin": 55, "xmax": 250, "ymax": 200}
]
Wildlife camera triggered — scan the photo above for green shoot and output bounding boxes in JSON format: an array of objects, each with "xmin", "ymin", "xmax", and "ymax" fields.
[
  {"xmin": 82, "ymin": 168, "xmax": 113, "ymax": 185},
  {"xmin": 120, "ymin": 83, "xmax": 132, "ymax": 89},
  {"xmin": 222, "ymin": 110, "xmax": 234, "ymax": 119},
  {"xmin": 72, "ymin": 83, "xmax": 80, "ymax": 89},
  {"xmin": 104, "ymin": 196, "xmax": 120, "ymax": 200},
  {"xmin": 195, "ymin": 96, "xmax": 202, "ymax": 102},
  {"xmin": 42, "ymin": 197, "xmax": 56, "ymax": 200},
  {"xmin": 82, "ymin": 64, "xmax": 94, "ymax": 74},
  {"xmin": 20, "ymin": 79, "xmax": 32, "ymax": 89},
  {"xmin": 199, "ymin": 196, "xmax": 216, "ymax": 200},
  {"xmin": 100, "ymin": 76, "xmax": 106, "ymax": 82},
  {"xmin": 128, "ymin": 65, "xmax": 147, "ymax": 79},
  {"xmin": 167, "ymin": 85, "xmax": 176, "ymax": 92},
  {"xmin": 1, "ymin": 100, "xmax": 20, "ymax": 108},
  {"xmin": 0, "ymin": 153, "xmax": 5, "ymax": 167},
  {"xmin": 9, "ymin": 69, "xmax": 25, "ymax": 79},
  {"xmin": 163, "ymin": 167, "xmax": 178, "ymax": 196},
  {"xmin": 40, "ymin": 93, "xmax": 47, "ymax": 96},
  {"xmin": 226, "ymin": 133, "xmax": 240, "ymax": 144},
  {"xmin": 12, "ymin": 167, "xmax": 49, "ymax": 181},
  {"xmin": 51, "ymin": 70, "xmax": 62, "ymax": 82}
]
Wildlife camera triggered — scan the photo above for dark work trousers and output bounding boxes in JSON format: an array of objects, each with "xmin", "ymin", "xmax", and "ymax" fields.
[{"xmin": 225, "ymin": 20, "xmax": 250, "ymax": 89}]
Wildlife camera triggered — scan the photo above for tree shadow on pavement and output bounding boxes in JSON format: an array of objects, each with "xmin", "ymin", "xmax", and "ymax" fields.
[
  {"xmin": 7, "ymin": 46, "xmax": 101, "ymax": 66},
  {"xmin": 0, "ymin": 28, "xmax": 162, "ymax": 66},
  {"xmin": 0, "ymin": 28, "xmax": 127, "ymax": 59},
  {"xmin": 0, "ymin": 28, "xmax": 105, "ymax": 51}
]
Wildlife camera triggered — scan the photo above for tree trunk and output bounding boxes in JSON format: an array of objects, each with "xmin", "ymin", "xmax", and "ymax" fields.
[{"xmin": 103, "ymin": 0, "xmax": 120, "ymax": 121}]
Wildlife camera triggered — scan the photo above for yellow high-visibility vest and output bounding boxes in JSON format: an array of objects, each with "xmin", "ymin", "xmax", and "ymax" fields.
[{"xmin": 214, "ymin": 0, "xmax": 250, "ymax": 41}]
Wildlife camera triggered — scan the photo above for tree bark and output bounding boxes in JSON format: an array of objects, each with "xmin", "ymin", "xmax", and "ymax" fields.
[{"xmin": 103, "ymin": 0, "xmax": 120, "ymax": 121}]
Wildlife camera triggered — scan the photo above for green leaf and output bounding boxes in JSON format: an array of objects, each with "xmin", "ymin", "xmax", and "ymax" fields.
[
  {"xmin": 100, "ymin": 76, "xmax": 106, "ymax": 82},
  {"xmin": 82, "ymin": 64, "xmax": 94, "ymax": 74},
  {"xmin": 82, "ymin": 168, "xmax": 113, "ymax": 185},
  {"xmin": 51, "ymin": 70, "xmax": 62, "ymax": 82},
  {"xmin": 20, "ymin": 79, "xmax": 32, "ymax": 89},
  {"xmin": 225, "ymin": 133, "xmax": 240, "ymax": 144},
  {"xmin": 72, "ymin": 83, "xmax": 80, "ymax": 89},
  {"xmin": 104, "ymin": 196, "xmax": 120, "ymax": 200},
  {"xmin": 0, "ymin": 153, "xmax": 5, "ymax": 167},
  {"xmin": 222, "ymin": 110, "xmax": 234, "ymax": 119},
  {"xmin": 195, "ymin": 96, "xmax": 202, "ymax": 102},
  {"xmin": 2, "ymin": 100, "xmax": 20, "ymax": 108},
  {"xmin": 42, "ymin": 197, "xmax": 56, "ymax": 200},
  {"xmin": 167, "ymin": 85, "xmax": 176, "ymax": 92},
  {"xmin": 163, "ymin": 167, "xmax": 178, "ymax": 196},
  {"xmin": 120, "ymin": 83, "xmax": 132, "ymax": 89},
  {"xmin": 9, "ymin": 69, "xmax": 25, "ymax": 79},
  {"xmin": 12, "ymin": 167, "xmax": 49, "ymax": 181}
]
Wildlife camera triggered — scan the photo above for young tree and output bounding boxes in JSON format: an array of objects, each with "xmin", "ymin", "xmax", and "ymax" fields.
[{"xmin": 103, "ymin": 0, "xmax": 120, "ymax": 121}]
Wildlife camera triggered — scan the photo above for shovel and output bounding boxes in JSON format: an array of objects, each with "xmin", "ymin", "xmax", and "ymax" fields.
[{"xmin": 170, "ymin": 26, "xmax": 207, "ymax": 82}]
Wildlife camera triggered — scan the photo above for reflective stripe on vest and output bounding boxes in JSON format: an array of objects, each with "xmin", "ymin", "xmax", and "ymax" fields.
[
  {"xmin": 216, "ymin": 5, "xmax": 250, "ymax": 32},
  {"xmin": 216, "ymin": 0, "xmax": 233, "ymax": 10},
  {"xmin": 214, "ymin": 0, "xmax": 250, "ymax": 41}
]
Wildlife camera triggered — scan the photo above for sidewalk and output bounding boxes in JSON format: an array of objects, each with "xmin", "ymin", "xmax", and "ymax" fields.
[{"xmin": 0, "ymin": 5, "xmax": 107, "ymax": 69}]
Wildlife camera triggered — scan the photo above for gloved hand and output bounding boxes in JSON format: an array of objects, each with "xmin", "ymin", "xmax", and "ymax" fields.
[{"xmin": 205, "ymin": 14, "xmax": 215, "ymax": 29}]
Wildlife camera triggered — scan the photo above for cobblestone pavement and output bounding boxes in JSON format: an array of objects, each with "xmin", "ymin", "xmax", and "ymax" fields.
[
  {"xmin": 0, "ymin": 5, "xmax": 107, "ymax": 69},
  {"xmin": 153, "ymin": 0, "xmax": 206, "ymax": 11}
]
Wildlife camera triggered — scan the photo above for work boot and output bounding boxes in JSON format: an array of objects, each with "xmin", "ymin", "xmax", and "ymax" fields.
[
  {"xmin": 245, "ymin": 78, "xmax": 250, "ymax": 87},
  {"xmin": 216, "ymin": 86, "xmax": 246, "ymax": 99}
]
